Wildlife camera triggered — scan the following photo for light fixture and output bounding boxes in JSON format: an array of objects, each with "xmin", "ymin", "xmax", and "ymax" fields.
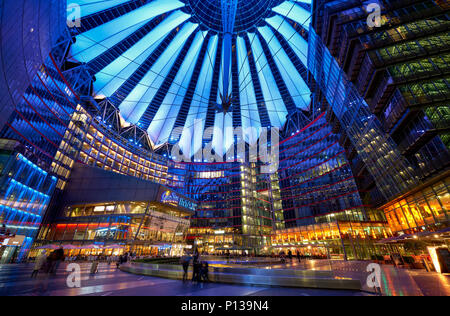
[{"xmin": 427, "ymin": 247, "xmax": 443, "ymax": 273}]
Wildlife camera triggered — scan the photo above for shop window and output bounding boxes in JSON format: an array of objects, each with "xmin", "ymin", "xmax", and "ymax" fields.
[
  {"xmin": 385, "ymin": 210, "xmax": 401, "ymax": 232},
  {"xmin": 74, "ymin": 226, "xmax": 87, "ymax": 240},
  {"xmin": 415, "ymin": 194, "xmax": 435, "ymax": 225},
  {"xmin": 424, "ymin": 188, "xmax": 446, "ymax": 222},
  {"xmin": 405, "ymin": 201, "xmax": 425, "ymax": 227},
  {"xmin": 433, "ymin": 181, "xmax": 450, "ymax": 212}
]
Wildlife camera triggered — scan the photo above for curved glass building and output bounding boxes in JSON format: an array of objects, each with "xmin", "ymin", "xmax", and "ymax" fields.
[{"xmin": 0, "ymin": 0, "xmax": 67, "ymax": 134}]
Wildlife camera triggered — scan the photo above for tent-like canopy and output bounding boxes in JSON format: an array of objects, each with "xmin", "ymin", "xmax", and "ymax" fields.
[{"xmin": 69, "ymin": 0, "xmax": 312, "ymax": 156}]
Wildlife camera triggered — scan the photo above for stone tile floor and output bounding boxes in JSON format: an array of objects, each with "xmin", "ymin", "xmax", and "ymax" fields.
[
  {"xmin": 266, "ymin": 259, "xmax": 450, "ymax": 296},
  {"xmin": 0, "ymin": 261, "xmax": 448, "ymax": 296},
  {"xmin": 0, "ymin": 263, "xmax": 366, "ymax": 296}
]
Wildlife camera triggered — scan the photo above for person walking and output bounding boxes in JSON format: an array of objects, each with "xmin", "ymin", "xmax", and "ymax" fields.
[
  {"xmin": 49, "ymin": 246, "xmax": 65, "ymax": 274},
  {"xmin": 47, "ymin": 249, "xmax": 57, "ymax": 273},
  {"xmin": 201, "ymin": 261, "xmax": 210, "ymax": 282},
  {"xmin": 280, "ymin": 251, "xmax": 286, "ymax": 264},
  {"xmin": 90, "ymin": 258, "xmax": 99, "ymax": 274},
  {"xmin": 181, "ymin": 255, "xmax": 191, "ymax": 282},
  {"xmin": 192, "ymin": 261, "xmax": 201, "ymax": 283},
  {"xmin": 288, "ymin": 250, "xmax": 293, "ymax": 262},
  {"xmin": 123, "ymin": 252, "xmax": 129, "ymax": 263},
  {"xmin": 116, "ymin": 255, "xmax": 122, "ymax": 269},
  {"xmin": 31, "ymin": 251, "xmax": 47, "ymax": 278},
  {"xmin": 296, "ymin": 250, "xmax": 301, "ymax": 263},
  {"xmin": 193, "ymin": 251, "xmax": 199, "ymax": 265}
]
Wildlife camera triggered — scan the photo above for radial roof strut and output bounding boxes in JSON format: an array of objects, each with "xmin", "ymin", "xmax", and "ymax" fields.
[{"xmin": 219, "ymin": 0, "xmax": 239, "ymax": 114}]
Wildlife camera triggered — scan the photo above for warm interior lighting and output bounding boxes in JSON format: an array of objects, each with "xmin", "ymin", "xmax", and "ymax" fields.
[{"xmin": 427, "ymin": 246, "xmax": 442, "ymax": 274}]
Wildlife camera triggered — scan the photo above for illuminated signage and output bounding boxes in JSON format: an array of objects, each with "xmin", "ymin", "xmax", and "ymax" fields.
[
  {"xmin": 2, "ymin": 235, "xmax": 26, "ymax": 247},
  {"xmin": 161, "ymin": 190, "xmax": 179, "ymax": 206},
  {"xmin": 160, "ymin": 190, "xmax": 197, "ymax": 211},
  {"xmin": 95, "ymin": 227, "xmax": 118, "ymax": 239},
  {"xmin": 179, "ymin": 198, "xmax": 197, "ymax": 212}
]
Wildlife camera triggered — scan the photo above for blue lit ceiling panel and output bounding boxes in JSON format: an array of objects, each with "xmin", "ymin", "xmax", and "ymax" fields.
[
  {"xmin": 69, "ymin": 0, "xmax": 312, "ymax": 154},
  {"xmin": 73, "ymin": 0, "xmax": 131, "ymax": 18}
]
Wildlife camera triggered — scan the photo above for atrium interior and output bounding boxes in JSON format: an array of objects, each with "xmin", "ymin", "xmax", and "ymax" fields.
[{"xmin": 0, "ymin": 0, "xmax": 448, "ymax": 297}]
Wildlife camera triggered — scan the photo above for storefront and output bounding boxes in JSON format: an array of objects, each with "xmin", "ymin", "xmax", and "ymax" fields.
[
  {"xmin": 381, "ymin": 175, "xmax": 449, "ymax": 235},
  {"xmin": 0, "ymin": 235, "xmax": 28, "ymax": 263},
  {"xmin": 33, "ymin": 198, "xmax": 194, "ymax": 258},
  {"xmin": 272, "ymin": 221, "xmax": 393, "ymax": 260},
  {"xmin": 32, "ymin": 163, "xmax": 197, "ymax": 259},
  {"xmin": 376, "ymin": 227, "xmax": 450, "ymax": 271}
]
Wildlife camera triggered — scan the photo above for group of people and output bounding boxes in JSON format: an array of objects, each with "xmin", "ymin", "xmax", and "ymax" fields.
[
  {"xmin": 30, "ymin": 249, "xmax": 135, "ymax": 278},
  {"xmin": 115, "ymin": 253, "xmax": 131, "ymax": 268},
  {"xmin": 278, "ymin": 250, "xmax": 302, "ymax": 264},
  {"xmin": 181, "ymin": 252, "xmax": 209, "ymax": 283},
  {"xmin": 31, "ymin": 247, "xmax": 65, "ymax": 278}
]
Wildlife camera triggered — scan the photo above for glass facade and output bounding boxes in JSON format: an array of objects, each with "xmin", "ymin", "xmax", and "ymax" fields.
[
  {"xmin": 309, "ymin": 0, "xmax": 449, "ymax": 246},
  {"xmin": 0, "ymin": 139, "xmax": 57, "ymax": 262},
  {"xmin": 52, "ymin": 104, "xmax": 181, "ymax": 190},
  {"xmin": 311, "ymin": 0, "xmax": 449, "ymax": 208},
  {"xmin": 272, "ymin": 221, "xmax": 392, "ymax": 260},
  {"xmin": 0, "ymin": 53, "xmax": 79, "ymax": 170},
  {"xmin": 382, "ymin": 177, "xmax": 449, "ymax": 234},
  {"xmin": 270, "ymin": 111, "xmax": 390, "ymax": 260},
  {"xmin": 279, "ymin": 113, "xmax": 377, "ymax": 227},
  {"xmin": 36, "ymin": 201, "xmax": 191, "ymax": 257},
  {"xmin": 308, "ymin": 27, "xmax": 419, "ymax": 201},
  {"xmin": 182, "ymin": 162, "xmax": 273, "ymax": 254}
]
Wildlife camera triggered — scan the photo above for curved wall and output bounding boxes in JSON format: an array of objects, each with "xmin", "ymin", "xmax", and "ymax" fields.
[{"xmin": 0, "ymin": 0, "xmax": 66, "ymax": 130}]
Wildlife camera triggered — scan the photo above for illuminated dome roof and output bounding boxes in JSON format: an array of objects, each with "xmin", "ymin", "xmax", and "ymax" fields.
[
  {"xmin": 69, "ymin": 0, "xmax": 311, "ymax": 155},
  {"xmin": 185, "ymin": 0, "xmax": 283, "ymax": 33}
]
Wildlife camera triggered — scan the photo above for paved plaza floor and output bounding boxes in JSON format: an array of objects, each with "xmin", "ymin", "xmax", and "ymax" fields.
[
  {"xmin": 0, "ymin": 263, "xmax": 366, "ymax": 296},
  {"xmin": 0, "ymin": 261, "xmax": 448, "ymax": 296},
  {"xmin": 265, "ymin": 259, "xmax": 450, "ymax": 296}
]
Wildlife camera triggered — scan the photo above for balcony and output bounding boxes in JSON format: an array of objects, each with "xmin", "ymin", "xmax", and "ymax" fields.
[
  {"xmin": 346, "ymin": 42, "xmax": 365, "ymax": 82},
  {"xmin": 356, "ymin": 54, "xmax": 376, "ymax": 96},
  {"xmin": 400, "ymin": 130, "xmax": 432, "ymax": 156},
  {"xmin": 398, "ymin": 119, "xmax": 450, "ymax": 156},
  {"xmin": 368, "ymin": 72, "xmax": 395, "ymax": 114},
  {"xmin": 416, "ymin": 149, "xmax": 450, "ymax": 180},
  {"xmin": 383, "ymin": 91, "xmax": 410, "ymax": 132}
]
